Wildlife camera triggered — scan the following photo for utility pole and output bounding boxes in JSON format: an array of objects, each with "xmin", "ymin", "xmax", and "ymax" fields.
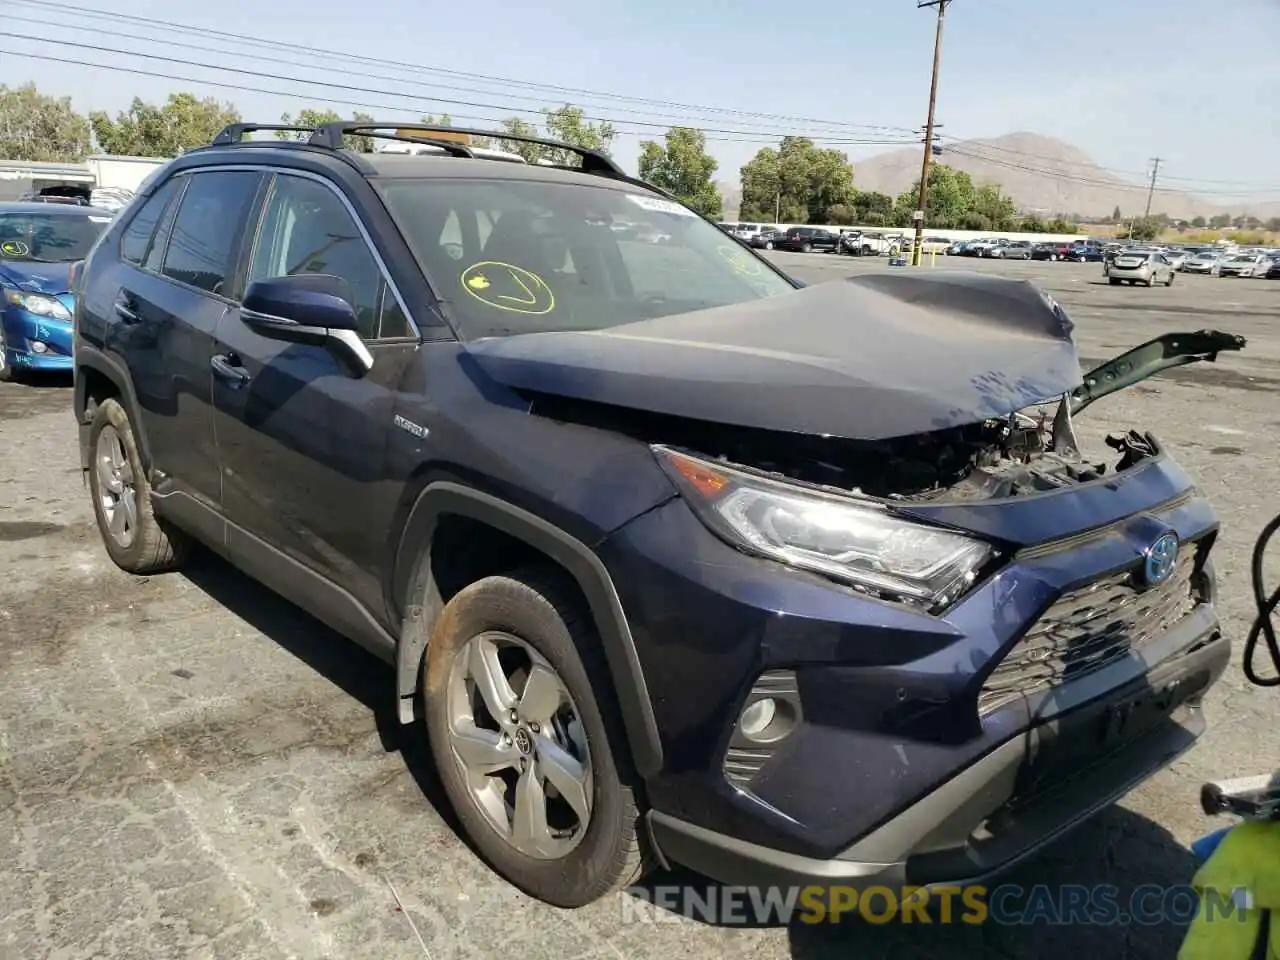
[
  {"xmin": 911, "ymin": 0, "xmax": 950, "ymax": 265},
  {"xmin": 1143, "ymin": 157, "xmax": 1162, "ymax": 219}
]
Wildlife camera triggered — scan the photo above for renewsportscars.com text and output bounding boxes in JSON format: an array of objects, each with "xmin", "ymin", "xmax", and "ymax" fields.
[{"xmin": 622, "ymin": 883, "xmax": 1248, "ymax": 926}]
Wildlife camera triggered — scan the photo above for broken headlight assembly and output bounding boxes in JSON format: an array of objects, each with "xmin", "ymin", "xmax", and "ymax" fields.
[{"xmin": 653, "ymin": 445, "xmax": 994, "ymax": 611}]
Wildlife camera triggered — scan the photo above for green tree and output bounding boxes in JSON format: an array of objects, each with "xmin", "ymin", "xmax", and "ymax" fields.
[
  {"xmin": 276, "ymin": 108, "xmax": 375, "ymax": 152},
  {"xmin": 1019, "ymin": 214, "xmax": 1047, "ymax": 233},
  {"xmin": 637, "ymin": 126, "xmax": 722, "ymax": 218},
  {"xmin": 1209, "ymin": 213, "xmax": 1231, "ymax": 229},
  {"xmin": 853, "ymin": 191, "xmax": 894, "ymax": 222},
  {"xmin": 495, "ymin": 117, "xmax": 545, "ymax": 163},
  {"xmin": 91, "ymin": 93, "xmax": 240, "ymax": 156},
  {"xmin": 1128, "ymin": 217, "xmax": 1161, "ymax": 241},
  {"xmin": 961, "ymin": 212, "xmax": 991, "ymax": 231},
  {"xmin": 973, "ymin": 184, "xmax": 1017, "ymax": 230},
  {"xmin": 1111, "ymin": 205, "xmax": 1122, "ymax": 222},
  {"xmin": 1191, "ymin": 216, "xmax": 1207, "ymax": 228},
  {"xmin": 1267, "ymin": 217, "xmax": 1280, "ymax": 233},
  {"xmin": 493, "ymin": 106, "xmax": 615, "ymax": 166},
  {"xmin": 739, "ymin": 137, "xmax": 853, "ymax": 223},
  {"xmin": 1045, "ymin": 218, "xmax": 1077, "ymax": 233},
  {"xmin": 542, "ymin": 105, "xmax": 616, "ymax": 166},
  {"xmin": 893, "ymin": 163, "xmax": 976, "ymax": 228},
  {"xmin": 739, "ymin": 147, "xmax": 785, "ymax": 221},
  {"xmin": 0, "ymin": 83, "xmax": 91, "ymax": 161},
  {"xmin": 825, "ymin": 203, "xmax": 855, "ymax": 225}
]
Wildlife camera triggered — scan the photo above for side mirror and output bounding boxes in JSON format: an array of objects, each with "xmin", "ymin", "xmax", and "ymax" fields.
[{"xmin": 241, "ymin": 274, "xmax": 373, "ymax": 377}]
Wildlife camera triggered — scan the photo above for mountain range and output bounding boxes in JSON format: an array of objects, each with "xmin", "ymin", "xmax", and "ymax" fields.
[{"xmin": 717, "ymin": 132, "xmax": 1278, "ymax": 223}]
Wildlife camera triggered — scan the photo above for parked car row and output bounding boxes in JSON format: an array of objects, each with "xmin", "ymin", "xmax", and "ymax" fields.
[{"xmin": 1105, "ymin": 245, "xmax": 1280, "ymax": 280}]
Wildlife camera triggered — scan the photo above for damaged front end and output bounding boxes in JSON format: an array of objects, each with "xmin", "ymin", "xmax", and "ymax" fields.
[{"xmin": 640, "ymin": 329, "xmax": 1246, "ymax": 507}]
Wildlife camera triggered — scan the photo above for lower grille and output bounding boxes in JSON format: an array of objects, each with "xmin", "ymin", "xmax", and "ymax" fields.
[{"xmin": 978, "ymin": 547, "xmax": 1202, "ymax": 715}]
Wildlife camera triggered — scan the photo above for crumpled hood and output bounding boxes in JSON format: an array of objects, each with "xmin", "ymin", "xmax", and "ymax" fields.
[
  {"xmin": 464, "ymin": 272, "xmax": 1081, "ymax": 441},
  {"xmin": 0, "ymin": 259, "xmax": 74, "ymax": 296}
]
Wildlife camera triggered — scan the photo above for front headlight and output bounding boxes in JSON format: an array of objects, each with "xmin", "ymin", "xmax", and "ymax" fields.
[
  {"xmin": 653, "ymin": 446, "xmax": 995, "ymax": 612},
  {"xmin": 3, "ymin": 289, "xmax": 71, "ymax": 321}
]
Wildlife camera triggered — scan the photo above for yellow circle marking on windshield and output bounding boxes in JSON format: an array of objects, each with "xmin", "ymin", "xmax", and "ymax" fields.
[
  {"xmin": 460, "ymin": 261, "xmax": 555, "ymax": 315},
  {"xmin": 1, "ymin": 240, "xmax": 30, "ymax": 258},
  {"xmin": 716, "ymin": 245, "xmax": 763, "ymax": 277}
]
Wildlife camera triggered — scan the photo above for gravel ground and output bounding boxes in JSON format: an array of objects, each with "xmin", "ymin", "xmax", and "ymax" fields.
[{"xmin": 1, "ymin": 256, "xmax": 1278, "ymax": 960}]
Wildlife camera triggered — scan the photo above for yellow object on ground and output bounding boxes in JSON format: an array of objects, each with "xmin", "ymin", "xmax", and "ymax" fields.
[{"xmin": 1179, "ymin": 821, "xmax": 1280, "ymax": 959}]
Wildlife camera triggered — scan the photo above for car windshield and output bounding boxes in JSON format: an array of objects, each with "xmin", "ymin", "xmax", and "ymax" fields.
[
  {"xmin": 378, "ymin": 178, "xmax": 795, "ymax": 338},
  {"xmin": 0, "ymin": 211, "xmax": 109, "ymax": 262}
]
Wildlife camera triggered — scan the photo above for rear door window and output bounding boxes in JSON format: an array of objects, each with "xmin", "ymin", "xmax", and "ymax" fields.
[
  {"xmin": 161, "ymin": 170, "xmax": 262, "ymax": 297},
  {"xmin": 119, "ymin": 178, "xmax": 183, "ymax": 266}
]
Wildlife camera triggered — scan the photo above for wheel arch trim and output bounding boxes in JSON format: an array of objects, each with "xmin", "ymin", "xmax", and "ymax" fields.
[
  {"xmin": 74, "ymin": 344, "xmax": 152, "ymax": 472},
  {"xmin": 393, "ymin": 481, "xmax": 663, "ymax": 778}
]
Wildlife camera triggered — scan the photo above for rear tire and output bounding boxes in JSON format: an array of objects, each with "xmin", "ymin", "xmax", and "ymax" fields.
[
  {"xmin": 802, "ymin": 243, "xmax": 812, "ymax": 253},
  {"xmin": 87, "ymin": 397, "xmax": 192, "ymax": 574},
  {"xmin": 422, "ymin": 568, "xmax": 648, "ymax": 907}
]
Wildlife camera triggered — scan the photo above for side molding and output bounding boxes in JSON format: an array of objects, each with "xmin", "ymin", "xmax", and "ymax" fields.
[{"xmin": 393, "ymin": 482, "xmax": 663, "ymax": 778}]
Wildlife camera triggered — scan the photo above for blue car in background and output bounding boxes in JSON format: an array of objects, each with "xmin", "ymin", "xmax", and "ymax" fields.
[{"xmin": 0, "ymin": 201, "xmax": 114, "ymax": 381}]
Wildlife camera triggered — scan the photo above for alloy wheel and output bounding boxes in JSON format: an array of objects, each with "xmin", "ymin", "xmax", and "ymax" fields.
[
  {"xmin": 445, "ymin": 631, "xmax": 593, "ymax": 859},
  {"xmin": 95, "ymin": 424, "xmax": 138, "ymax": 548}
]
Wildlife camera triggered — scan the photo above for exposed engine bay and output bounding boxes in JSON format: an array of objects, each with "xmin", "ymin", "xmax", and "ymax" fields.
[
  {"xmin": 528, "ymin": 330, "xmax": 1246, "ymax": 505},
  {"xmin": 666, "ymin": 412, "xmax": 1160, "ymax": 503}
]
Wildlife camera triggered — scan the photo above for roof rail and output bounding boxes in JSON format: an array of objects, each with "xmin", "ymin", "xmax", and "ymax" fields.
[
  {"xmin": 309, "ymin": 123, "xmax": 476, "ymax": 159},
  {"xmin": 211, "ymin": 123, "xmax": 320, "ymax": 145},
  {"xmin": 307, "ymin": 122, "xmax": 626, "ymax": 177}
]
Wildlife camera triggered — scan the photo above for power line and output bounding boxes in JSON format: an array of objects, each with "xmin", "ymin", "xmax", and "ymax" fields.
[
  {"xmin": 4, "ymin": 13, "xmax": 907, "ymax": 142},
  {"xmin": 7, "ymin": 0, "xmax": 918, "ymax": 137},
  {"xmin": 0, "ymin": 30, "xmax": 923, "ymax": 147},
  {"xmin": 0, "ymin": 49, "xmax": 915, "ymax": 151},
  {"xmin": 939, "ymin": 136, "xmax": 1280, "ymax": 190},
  {"xmin": 944, "ymin": 146, "xmax": 1280, "ymax": 200}
]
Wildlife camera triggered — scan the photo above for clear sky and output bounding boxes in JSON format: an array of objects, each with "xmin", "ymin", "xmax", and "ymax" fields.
[{"xmin": 3, "ymin": 0, "xmax": 1278, "ymax": 202}]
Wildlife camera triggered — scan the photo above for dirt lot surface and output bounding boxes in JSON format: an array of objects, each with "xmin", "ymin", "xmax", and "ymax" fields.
[{"xmin": 2, "ymin": 256, "xmax": 1279, "ymax": 959}]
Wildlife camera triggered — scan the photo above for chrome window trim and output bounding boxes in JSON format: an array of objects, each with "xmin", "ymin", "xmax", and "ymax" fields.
[{"xmin": 128, "ymin": 162, "xmax": 422, "ymax": 341}]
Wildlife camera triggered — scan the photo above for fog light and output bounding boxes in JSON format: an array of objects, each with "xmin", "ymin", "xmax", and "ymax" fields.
[
  {"xmin": 30, "ymin": 341, "xmax": 48, "ymax": 354},
  {"xmin": 740, "ymin": 698, "xmax": 776, "ymax": 738}
]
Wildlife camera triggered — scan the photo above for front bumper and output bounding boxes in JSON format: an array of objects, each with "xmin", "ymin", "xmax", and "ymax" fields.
[
  {"xmin": 648, "ymin": 624, "xmax": 1226, "ymax": 889},
  {"xmin": 1, "ymin": 307, "xmax": 74, "ymax": 370},
  {"xmin": 600, "ymin": 463, "xmax": 1225, "ymax": 876}
]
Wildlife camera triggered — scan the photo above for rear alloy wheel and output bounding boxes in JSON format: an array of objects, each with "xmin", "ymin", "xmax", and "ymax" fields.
[
  {"xmin": 802, "ymin": 243, "xmax": 813, "ymax": 253},
  {"xmin": 764, "ymin": 241, "xmax": 773, "ymax": 250},
  {"xmin": 87, "ymin": 397, "xmax": 191, "ymax": 573},
  {"xmin": 423, "ymin": 569, "xmax": 647, "ymax": 907}
]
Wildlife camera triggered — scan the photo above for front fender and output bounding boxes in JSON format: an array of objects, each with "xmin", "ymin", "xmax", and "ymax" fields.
[{"xmin": 392, "ymin": 481, "xmax": 664, "ymax": 778}]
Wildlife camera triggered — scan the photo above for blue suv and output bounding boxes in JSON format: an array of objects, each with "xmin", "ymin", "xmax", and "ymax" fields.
[{"xmin": 71, "ymin": 121, "xmax": 1244, "ymax": 908}]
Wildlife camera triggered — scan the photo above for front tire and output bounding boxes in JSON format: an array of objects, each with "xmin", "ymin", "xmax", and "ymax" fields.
[
  {"xmin": 87, "ymin": 397, "xmax": 191, "ymax": 574},
  {"xmin": 423, "ymin": 568, "xmax": 647, "ymax": 907}
]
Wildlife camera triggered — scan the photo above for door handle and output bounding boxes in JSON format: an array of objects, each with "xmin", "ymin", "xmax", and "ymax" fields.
[
  {"xmin": 210, "ymin": 353, "xmax": 250, "ymax": 387},
  {"xmin": 113, "ymin": 299, "xmax": 139, "ymax": 323}
]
